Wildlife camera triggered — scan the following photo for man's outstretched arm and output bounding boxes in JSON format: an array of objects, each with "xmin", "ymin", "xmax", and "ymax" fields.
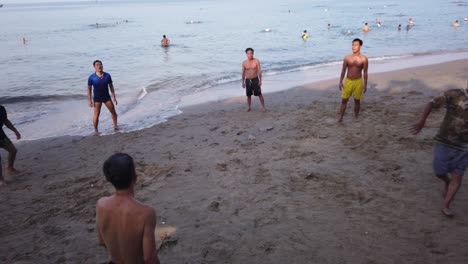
[{"xmin": 4, "ymin": 119, "xmax": 21, "ymax": 140}]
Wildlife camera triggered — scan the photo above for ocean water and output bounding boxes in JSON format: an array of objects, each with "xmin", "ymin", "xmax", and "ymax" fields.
[{"xmin": 0, "ymin": 0, "xmax": 467, "ymax": 139}]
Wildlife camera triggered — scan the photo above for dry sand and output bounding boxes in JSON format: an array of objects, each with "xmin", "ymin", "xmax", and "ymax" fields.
[{"xmin": 1, "ymin": 59, "xmax": 467, "ymax": 264}]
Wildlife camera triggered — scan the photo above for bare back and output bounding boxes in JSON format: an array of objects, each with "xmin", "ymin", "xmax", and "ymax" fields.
[
  {"xmin": 344, "ymin": 54, "xmax": 368, "ymax": 79},
  {"xmin": 242, "ymin": 58, "xmax": 260, "ymax": 79},
  {"xmin": 96, "ymin": 195, "xmax": 157, "ymax": 264}
]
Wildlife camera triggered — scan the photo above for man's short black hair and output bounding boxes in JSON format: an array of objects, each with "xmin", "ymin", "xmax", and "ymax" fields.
[
  {"xmin": 245, "ymin": 48, "xmax": 254, "ymax": 53},
  {"xmin": 353, "ymin": 38, "xmax": 363, "ymax": 46},
  {"xmin": 93, "ymin": 60, "xmax": 102, "ymax": 66},
  {"xmin": 103, "ymin": 153, "xmax": 136, "ymax": 190},
  {"xmin": 163, "ymin": 35, "xmax": 166, "ymax": 38}
]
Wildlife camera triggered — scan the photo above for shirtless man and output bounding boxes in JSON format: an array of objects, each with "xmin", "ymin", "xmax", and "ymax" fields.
[
  {"xmin": 0, "ymin": 105, "xmax": 21, "ymax": 186},
  {"xmin": 363, "ymin": 22, "xmax": 370, "ymax": 32},
  {"xmin": 161, "ymin": 35, "xmax": 170, "ymax": 47},
  {"xmin": 410, "ymin": 81, "xmax": 468, "ymax": 217},
  {"xmin": 453, "ymin": 20, "xmax": 460, "ymax": 28},
  {"xmin": 337, "ymin": 38, "xmax": 368, "ymax": 122},
  {"xmin": 242, "ymin": 48, "xmax": 266, "ymax": 112},
  {"xmin": 88, "ymin": 60, "xmax": 118, "ymax": 134},
  {"xmin": 96, "ymin": 153, "xmax": 160, "ymax": 264}
]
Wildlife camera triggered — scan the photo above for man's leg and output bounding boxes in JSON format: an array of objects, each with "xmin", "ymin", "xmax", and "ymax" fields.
[
  {"xmin": 436, "ymin": 174, "xmax": 451, "ymax": 197},
  {"xmin": 104, "ymin": 100, "xmax": 118, "ymax": 130},
  {"xmin": 338, "ymin": 99, "xmax": 349, "ymax": 122},
  {"xmin": 442, "ymin": 173, "xmax": 462, "ymax": 217},
  {"xmin": 4, "ymin": 143, "xmax": 18, "ymax": 173},
  {"xmin": 246, "ymin": 96, "xmax": 252, "ymax": 112},
  {"xmin": 258, "ymin": 95, "xmax": 266, "ymax": 112},
  {"xmin": 354, "ymin": 99, "xmax": 361, "ymax": 119},
  {"xmin": 93, "ymin": 102, "xmax": 103, "ymax": 134},
  {"xmin": 0, "ymin": 154, "xmax": 4, "ymax": 186}
]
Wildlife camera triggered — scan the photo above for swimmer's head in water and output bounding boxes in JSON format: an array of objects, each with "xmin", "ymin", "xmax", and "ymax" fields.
[
  {"xmin": 365, "ymin": 23, "xmax": 368, "ymax": 25},
  {"xmin": 103, "ymin": 153, "xmax": 136, "ymax": 190},
  {"xmin": 304, "ymin": 30, "xmax": 307, "ymax": 33},
  {"xmin": 163, "ymin": 35, "xmax": 166, "ymax": 38},
  {"xmin": 93, "ymin": 60, "xmax": 103, "ymax": 71}
]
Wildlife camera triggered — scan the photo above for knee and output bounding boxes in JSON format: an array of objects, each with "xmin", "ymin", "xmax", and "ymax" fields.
[
  {"xmin": 10, "ymin": 146, "xmax": 17, "ymax": 155},
  {"xmin": 452, "ymin": 174, "xmax": 462, "ymax": 185}
]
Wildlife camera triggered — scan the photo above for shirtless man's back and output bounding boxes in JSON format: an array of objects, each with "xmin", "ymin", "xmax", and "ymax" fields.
[
  {"xmin": 337, "ymin": 38, "xmax": 368, "ymax": 122},
  {"xmin": 242, "ymin": 48, "xmax": 266, "ymax": 112},
  {"xmin": 96, "ymin": 153, "xmax": 160, "ymax": 264}
]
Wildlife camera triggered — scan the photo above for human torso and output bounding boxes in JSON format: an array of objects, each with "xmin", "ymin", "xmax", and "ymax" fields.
[
  {"xmin": 97, "ymin": 196, "xmax": 150, "ymax": 264},
  {"xmin": 0, "ymin": 106, "xmax": 7, "ymax": 140},
  {"xmin": 161, "ymin": 38, "xmax": 169, "ymax": 46},
  {"xmin": 243, "ymin": 59, "xmax": 259, "ymax": 79},
  {"xmin": 346, "ymin": 54, "xmax": 366, "ymax": 79},
  {"xmin": 89, "ymin": 72, "xmax": 111, "ymax": 99},
  {"xmin": 434, "ymin": 89, "xmax": 468, "ymax": 150}
]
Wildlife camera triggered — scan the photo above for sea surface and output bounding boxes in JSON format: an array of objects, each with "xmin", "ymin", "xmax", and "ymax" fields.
[{"xmin": 0, "ymin": 0, "xmax": 467, "ymax": 139}]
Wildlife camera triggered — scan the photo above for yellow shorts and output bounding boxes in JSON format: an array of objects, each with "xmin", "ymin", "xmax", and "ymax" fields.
[{"xmin": 342, "ymin": 78, "xmax": 364, "ymax": 100}]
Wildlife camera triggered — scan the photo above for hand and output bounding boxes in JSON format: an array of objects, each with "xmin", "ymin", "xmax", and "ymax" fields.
[
  {"xmin": 242, "ymin": 82, "xmax": 246, "ymax": 89},
  {"xmin": 363, "ymin": 85, "xmax": 367, "ymax": 94},
  {"xmin": 88, "ymin": 100, "xmax": 93, "ymax": 108},
  {"xmin": 113, "ymin": 97, "xmax": 118, "ymax": 106},
  {"xmin": 15, "ymin": 132, "xmax": 21, "ymax": 140},
  {"xmin": 339, "ymin": 83, "xmax": 343, "ymax": 91},
  {"xmin": 258, "ymin": 80, "xmax": 262, "ymax": 87},
  {"xmin": 410, "ymin": 121, "xmax": 424, "ymax": 135}
]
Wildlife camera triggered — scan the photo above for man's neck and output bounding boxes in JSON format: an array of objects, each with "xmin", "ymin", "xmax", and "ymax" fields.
[
  {"xmin": 114, "ymin": 188, "xmax": 134, "ymax": 198},
  {"xmin": 96, "ymin": 70, "xmax": 103, "ymax": 75},
  {"xmin": 353, "ymin": 51, "xmax": 361, "ymax": 56}
]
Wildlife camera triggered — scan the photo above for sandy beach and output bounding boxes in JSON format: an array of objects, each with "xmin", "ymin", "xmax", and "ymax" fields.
[{"xmin": 1, "ymin": 59, "xmax": 467, "ymax": 264}]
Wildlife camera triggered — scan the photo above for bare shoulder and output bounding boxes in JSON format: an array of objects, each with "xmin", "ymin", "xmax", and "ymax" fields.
[
  {"xmin": 360, "ymin": 54, "xmax": 368, "ymax": 61},
  {"xmin": 255, "ymin": 58, "xmax": 261, "ymax": 64},
  {"xmin": 96, "ymin": 196, "xmax": 112, "ymax": 209},
  {"xmin": 242, "ymin": 59, "xmax": 248, "ymax": 65}
]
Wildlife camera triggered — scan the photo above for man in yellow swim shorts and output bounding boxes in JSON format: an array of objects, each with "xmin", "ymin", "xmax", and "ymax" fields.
[{"xmin": 337, "ymin": 38, "xmax": 368, "ymax": 122}]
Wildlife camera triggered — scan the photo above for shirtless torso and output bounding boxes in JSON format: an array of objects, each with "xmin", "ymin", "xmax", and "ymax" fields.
[
  {"xmin": 242, "ymin": 58, "xmax": 261, "ymax": 80},
  {"xmin": 343, "ymin": 53, "xmax": 368, "ymax": 80},
  {"xmin": 96, "ymin": 194, "xmax": 159, "ymax": 264}
]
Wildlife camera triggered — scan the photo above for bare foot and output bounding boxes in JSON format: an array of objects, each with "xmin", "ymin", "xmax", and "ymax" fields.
[
  {"xmin": 337, "ymin": 117, "xmax": 343, "ymax": 123},
  {"xmin": 7, "ymin": 167, "xmax": 19, "ymax": 174},
  {"xmin": 114, "ymin": 126, "xmax": 120, "ymax": 131},
  {"xmin": 261, "ymin": 108, "xmax": 266, "ymax": 112},
  {"xmin": 93, "ymin": 131, "xmax": 101, "ymax": 136},
  {"xmin": 353, "ymin": 115, "xmax": 359, "ymax": 121},
  {"xmin": 441, "ymin": 208, "xmax": 454, "ymax": 218},
  {"xmin": 246, "ymin": 108, "xmax": 251, "ymax": 112}
]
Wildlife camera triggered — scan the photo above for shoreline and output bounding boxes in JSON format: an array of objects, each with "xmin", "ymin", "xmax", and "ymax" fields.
[{"xmin": 1, "ymin": 58, "xmax": 467, "ymax": 263}]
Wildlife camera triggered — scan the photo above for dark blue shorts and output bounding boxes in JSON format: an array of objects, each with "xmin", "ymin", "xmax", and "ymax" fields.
[
  {"xmin": 94, "ymin": 96, "xmax": 111, "ymax": 103},
  {"xmin": 433, "ymin": 144, "xmax": 468, "ymax": 176}
]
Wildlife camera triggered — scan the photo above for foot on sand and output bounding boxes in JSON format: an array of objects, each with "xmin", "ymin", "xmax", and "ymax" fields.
[
  {"xmin": 261, "ymin": 107, "xmax": 266, "ymax": 112},
  {"xmin": 7, "ymin": 167, "xmax": 19, "ymax": 174},
  {"xmin": 441, "ymin": 208, "xmax": 454, "ymax": 218},
  {"xmin": 114, "ymin": 126, "xmax": 120, "ymax": 131},
  {"xmin": 246, "ymin": 108, "xmax": 252, "ymax": 112}
]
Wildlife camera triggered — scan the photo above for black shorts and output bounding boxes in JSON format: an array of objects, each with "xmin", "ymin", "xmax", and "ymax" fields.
[
  {"xmin": 245, "ymin": 77, "xmax": 261, "ymax": 97},
  {"xmin": 94, "ymin": 96, "xmax": 111, "ymax": 103}
]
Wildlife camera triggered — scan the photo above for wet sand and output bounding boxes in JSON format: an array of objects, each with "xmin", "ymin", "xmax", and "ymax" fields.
[{"xmin": 1, "ymin": 59, "xmax": 467, "ymax": 264}]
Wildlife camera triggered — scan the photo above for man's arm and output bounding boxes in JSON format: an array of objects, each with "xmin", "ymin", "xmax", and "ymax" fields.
[
  {"xmin": 143, "ymin": 208, "xmax": 159, "ymax": 264},
  {"xmin": 362, "ymin": 57, "xmax": 368, "ymax": 93},
  {"xmin": 241, "ymin": 62, "xmax": 246, "ymax": 88},
  {"xmin": 87, "ymin": 85, "xmax": 93, "ymax": 108},
  {"xmin": 4, "ymin": 119, "xmax": 21, "ymax": 140},
  {"xmin": 95, "ymin": 205, "xmax": 106, "ymax": 248},
  {"xmin": 257, "ymin": 59, "xmax": 263, "ymax": 87},
  {"xmin": 109, "ymin": 83, "xmax": 118, "ymax": 105},
  {"xmin": 410, "ymin": 102, "xmax": 433, "ymax": 135},
  {"xmin": 339, "ymin": 58, "xmax": 347, "ymax": 90}
]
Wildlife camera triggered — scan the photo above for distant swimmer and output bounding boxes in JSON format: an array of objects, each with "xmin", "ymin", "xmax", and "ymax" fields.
[
  {"xmin": 87, "ymin": 60, "xmax": 118, "ymax": 134},
  {"xmin": 453, "ymin": 20, "xmax": 460, "ymax": 28},
  {"xmin": 327, "ymin": 23, "xmax": 332, "ymax": 29},
  {"xmin": 242, "ymin": 48, "xmax": 266, "ymax": 112},
  {"xmin": 398, "ymin": 24, "xmax": 402, "ymax": 31},
  {"xmin": 22, "ymin": 37, "xmax": 27, "ymax": 44},
  {"xmin": 161, "ymin": 35, "xmax": 170, "ymax": 47},
  {"xmin": 337, "ymin": 38, "xmax": 368, "ymax": 122},
  {"xmin": 363, "ymin": 22, "xmax": 371, "ymax": 32},
  {"xmin": 464, "ymin": 18, "xmax": 467, "ymax": 22},
  {"xmin": 0, "ymin": 105, "xmax": 22, "ymax": 186},
  {"xmin": 302, "ymin": 30, "xmax": 308, "ymax": 40},
  {"xmin": 408, "ymin": 18, "xmax": 414, "ymax": 26}
]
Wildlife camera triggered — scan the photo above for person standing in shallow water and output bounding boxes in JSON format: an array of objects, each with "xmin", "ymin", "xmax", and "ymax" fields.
[
  {"xmin": 410, "ymin": 81, "xmax": 468, "ymax": 217},
  {"xmin": 161, "ymin": 35, "xmax": 170, "ymax": 47},
  {"xmin": 242, "ymin": 48, "xmax": 266, "ymax": 112},
  {"xmin": 337, "ymin": 38, "xmax": 368, "ymax": 122},
  {"xmin": 87, "ymin": 60, "xmax": 118, "ymax": 135}
]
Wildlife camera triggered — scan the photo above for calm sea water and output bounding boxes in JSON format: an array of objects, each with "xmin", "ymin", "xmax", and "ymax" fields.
[{"xmin": 0, "ymin": 0, "xmax": 467, "ymax": 139}]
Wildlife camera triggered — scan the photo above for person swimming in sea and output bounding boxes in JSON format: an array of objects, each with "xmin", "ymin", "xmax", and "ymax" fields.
[
  {"xmin": 398, "ymin": 24, "xmax": 402, "ymax": 31},
  {"xmin": 161, "ymin": 35, "xmax": 170, "ymax": 47},
  {"xmin": 301, "ymin": 30, "xmax": 308, "ymax": 40},
  {"xmin": 363, "ymin": 23, "xmax": 370, "ymax": 32},
  {"xmin": 327, "ymin": 23, "xmax": 332, "ymax": 29},
  {"xmin": 453, "ymin": 20, "xmax": 460, "ymax": 28}
]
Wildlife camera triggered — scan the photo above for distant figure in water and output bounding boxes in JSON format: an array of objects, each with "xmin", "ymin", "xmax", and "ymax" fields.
[
  {"xmin": 161, "ymin": 35, "xmax": 170, "ymax": 47},
  {"xmin": 242, "ymin": 48, "xmax": 266, "ymax": 112},
  {"xmin": 327, "ymin": 23, "xmax": 332, "ymax": 29},
  {"xmin": 363, "ymin": 22, "xmax": 370, "ymax": 32},
  {"xmin": 337, "ymin": 38, "xmax": 368, "ymax": 122},
  {"xmin": 408, "ymin": 18, "xmax": 414, "ymax": 26},
  {"xmin": 22, "ymin": 37, "xmax": 27, "ymax": 44},
  {"xmin": 453, "ymin": 20, "xmax": 460, "ymax": 28},
  {"xmin": 398, "ymin": 24, "xmax": 402, "ymax": 31},
  {"xmin": 87, "ymin": 60, "xmax": 118, "ymax": 134},
  {"xmin": 410, "ymin": 81, "xmax": 468, "ymax": 217},
  {"xmin": 96, "ymin": 153, "xmax": 161, "ymax": 264},
  {"xmin": 464, "ymin": 18, "xmax": 467, "ymax": 23},
  {"xmin": 301, "ymin": 30, "xmax": 308, "ymax": 40},
  {"xmin": 0, "ymin": 105, "xmax": 22, "ymax": 186}
]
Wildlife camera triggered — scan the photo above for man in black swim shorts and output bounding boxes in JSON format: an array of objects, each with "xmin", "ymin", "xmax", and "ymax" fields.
[
  {"xmin": 0, "ymin": 105, "xmax": 22, "ymax": 186},
  {"xmin": 242, "ymin": 48, "xmax": 266, "ymax": 112}
]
